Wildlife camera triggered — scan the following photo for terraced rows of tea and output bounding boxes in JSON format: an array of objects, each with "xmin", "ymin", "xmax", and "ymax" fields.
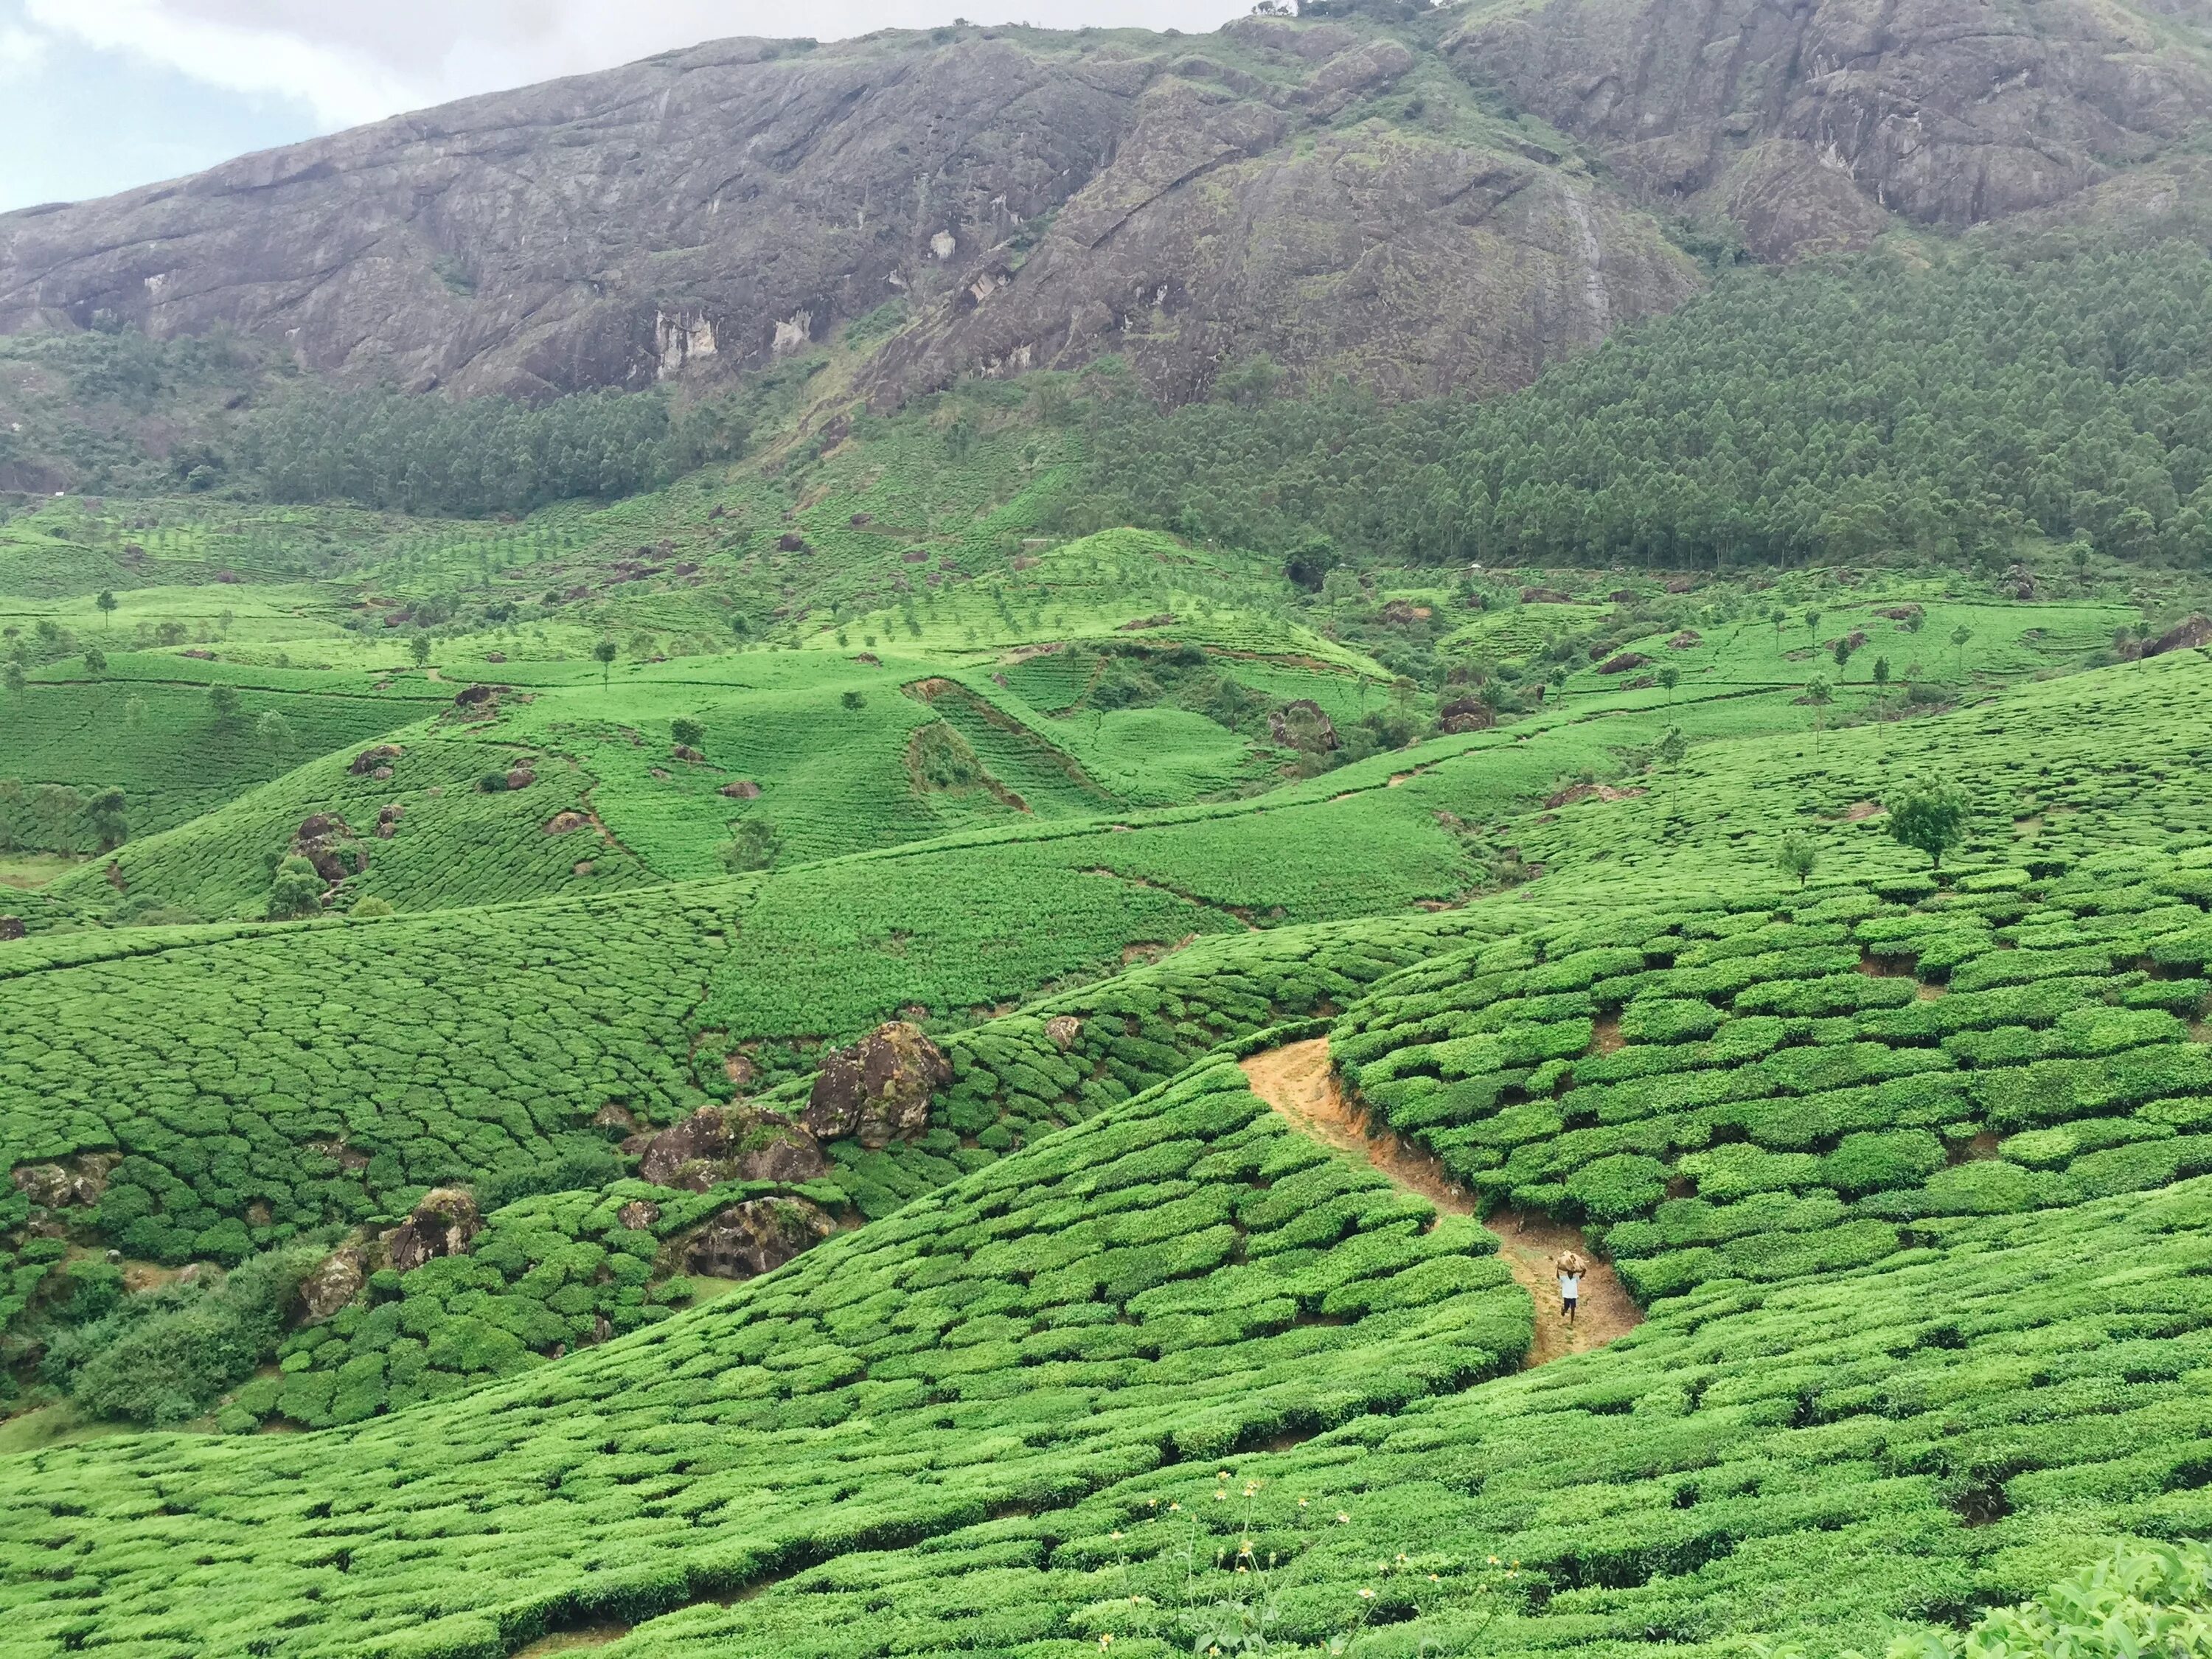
[{"xmin": 9, "ymin": 434, "xmax": 2212, "ymax": 1659}]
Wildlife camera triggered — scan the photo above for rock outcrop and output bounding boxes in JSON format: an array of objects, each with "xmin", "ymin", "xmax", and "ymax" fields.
[
  {"xmin": 299, "ymin": 1246, "xmax": 369, "ymax": 1322},
  {"xmin": 382, "ymin": 1188, "xmax": 481, "ymax": 1274},
  {"xmin": 633, "ymin": 1104, "xmax": 830, "ymax": 1189},
  {"xmin": 801, "ymin": 1021, "xmax": 953, "ymax": 1148},
  {"xmin": 683, "ymin": 1197, "xmax": 838, "ymax": 1279}
]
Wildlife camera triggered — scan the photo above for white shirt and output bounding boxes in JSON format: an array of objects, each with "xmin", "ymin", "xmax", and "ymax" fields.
[{"xmin": 1559, "ymin": 1273, "xmax": 1582, "ymax": 1298}]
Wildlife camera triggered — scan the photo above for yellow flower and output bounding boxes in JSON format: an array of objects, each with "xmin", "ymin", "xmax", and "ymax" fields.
[
  {"xmin": 1243, "ymin": 1483, "xmax": 1258, "ymax": 1497},
  {"xmin": 1099, "ymin": 1638, "xmax": 1113, "ymax": 1650},
  {"xmin": 1357, "ymin": 1587, "xmax": 1376, "ymax": 1600},
  {"xmin": 1427, "ymin": 1573, "xmax": 1440, "ymax": 1583},
  {"xmin": 1297, "ymin": 1497, "xmax": 1310, "ymax": 1509},
  {"xmin": 1219, "ymin": 1470, "xmax": 1232, "ymax": 1480},
  {"xmin": 1486, "ymin": 1555, "xmax": 1500, "ymax": 1565},
  {"xmin": 1147, "ymin": 1498, "xmax": 1158, "ymax": 1509},
  {"xmin": 1214, "ymin": 1490, "xmax": 1228, "ymax": 1502},
  {"xmin": 1239, "ymin": 1538, "xmax": 1253, "ymax": 1555},
  {"xmin": 1336, "ymin": 1512, "xmax": 1351, "ymax": 1525},
  {"xmin": 1110, "ymin": 1531, "xmax": 1123, "ymax": 1542},
  {"xmin": 1395, "ymin": 1553, "xmax": 1408, "ymax": 1564}
]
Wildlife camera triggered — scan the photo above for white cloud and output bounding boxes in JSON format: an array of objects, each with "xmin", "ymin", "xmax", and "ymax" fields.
[
  {"xmin": 18, "ymin": 1, "xmax": 1251, "ymax": 131},
  {"xmin": 23, "ymin": 0, "xmax": 417, "ymax": 125},
  {"xmin": 0, "ymin": 20, "xmax": 50, "ymax": 77}
]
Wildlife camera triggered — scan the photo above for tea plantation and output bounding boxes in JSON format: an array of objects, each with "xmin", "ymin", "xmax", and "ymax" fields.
[{"xmin": 8, "ymin": 298, "xmax": 2212, "ymax": 1659}]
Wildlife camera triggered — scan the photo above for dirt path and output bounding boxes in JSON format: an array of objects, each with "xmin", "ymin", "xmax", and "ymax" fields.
[{"xmin": 1237, "ymin": 1038, "xmax": 1640, "ymax": 1367}]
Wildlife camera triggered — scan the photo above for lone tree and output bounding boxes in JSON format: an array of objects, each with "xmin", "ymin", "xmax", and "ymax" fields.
[
  {"xmin": 95, "ymin": 590, "xmax": 117, "ymax": 633},
  {"xmin": 1950, "ymin": 624, "xmax": 1974, "ymax": 679},
  {"xmin": 1657, "ymin": 664, "xmax": 1680, "ymax": 703},
  {"xmin": 257, "ymin": 710, "xmax": 295, "ymax": 756},
  {"xmin": 409, "ymin": 634, "xmax": 432, "ymax": 669},
  {"xmin": 593, "ymin": 639, "xmax": 618, "ymax": 686},
  {"xmin": 2, "ymin": 663, "xmax": 23, "ymax": 695},
  {"xmin": 1656, "ymin": 724, "xmax": 1687, "ymax": 771},
  {"xmin": 1886, "ymin": 776, "xmax": 1972, "ymax": 874},
  {"xmin": 1806, "ymin": 608, "xmax": 1822, "ymax": 641},
  {"xmin": 1806, "ymin": 675, "xmax": 1834, "ymax": 760},
  {"xmin": 207, "ymin": 684, "xmax": 241, "ymax": 728},
  {"xmin": 670, "ymin": 717, "xmax": 706, "ymax": 751},
  {"xmin": 266, "ymin": 855, "xmax": 326, "ymax": 920},
  {"xmin": 1775, "ymin": 830, "xmax": 1817, "ymax": 888},
  {"xmin": 87, "ymin": 789, "xmax": 127, "ymax": 852},
  {"xmin": 82, "ymin": 647, "xmax": 106, "ymax": 677}
]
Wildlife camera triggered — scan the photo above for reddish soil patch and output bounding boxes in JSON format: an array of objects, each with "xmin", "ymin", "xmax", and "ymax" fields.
[
  {"xmin": 1842, "ymin": 801, "xmax": 1885, "ymax": 821},
  {"xmin": 1483, "ymin": 1208, "xmax": 1644, "ymax": 1366},
  {"xmin": 1237, "ymin": 1040, "xmax": 1640, "ymax": 1368}
]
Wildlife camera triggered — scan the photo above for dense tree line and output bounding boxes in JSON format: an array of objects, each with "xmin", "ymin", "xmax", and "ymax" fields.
[
  {"xmin": 237, "ymin": 385, "xmax": 700, "ymax": 516},
  {"xmin": 1070, "ymin": 236, "xmax": 2212, "ymax": 571}
]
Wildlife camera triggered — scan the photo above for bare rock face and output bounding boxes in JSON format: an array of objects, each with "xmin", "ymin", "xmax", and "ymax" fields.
[
  {"xmin": 2145, "ymin": 614, "xmax": 2212, "ymax": 657},
  {"xmin": 0, "ymin": 917, "xmax": 24, "ymax": 942},
  {"xmin": 684, "ymin": 1197, "xmax": 838, "ymax": 1279},
  {"xmin": 0, "ymin": 21, "xmax": 1694, "ymax": 408},
  {"xmin": 636, "ymin": 1105, "xmax": 830, "ymax": 1189},
  {"xmin": 382, "ymin": 1187, "xmax": 481, "ymax": 1274},
  {"xmin": 801, "ymin": 1021, "xmax": 953, "ymax": 1148},
  {"xmin": 299, "ymin": 1246, "xmax": 368, "ymax": 1321},
  {"xmin": 1448, "ymin": 0, "xmax": 2212, "ymax": 260},
  {"xmin": 1437, "ymin": 696, "xmax": 1498, "ymax": 734},
  {"xmin": 1044, "ymin": 1015, "xmax": 1084, "ymax": 1052}
]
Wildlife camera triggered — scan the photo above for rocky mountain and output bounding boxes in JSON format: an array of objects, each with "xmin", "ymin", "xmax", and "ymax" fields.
[{"xmin": 1, "ymin": 0, "xmax": 2208, "ymax": 409}]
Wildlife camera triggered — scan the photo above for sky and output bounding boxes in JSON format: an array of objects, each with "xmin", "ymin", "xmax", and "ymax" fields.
[{"xmin": 0, "ymin": 0, "xmax": 1250, "ymax": 213}]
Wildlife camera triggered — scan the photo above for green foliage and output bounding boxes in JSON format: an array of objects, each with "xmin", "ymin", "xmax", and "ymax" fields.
[
  {"xmin": 265, "ymin": 853, "xmax": 324, "ymax": 919},
  {"xmin": 1776, "ymin": 830, "xmax": 1817, "ymax": 887},
  {"xmin": 1074, "ymin": 240, "xmax": 2212, "ymax": 569},
  {"xmin": 40, "ymin": 1245, "xmax": 319, "ymax": 1425},
  {"xmin": 1888, "ymin": 776, "xmax": 1973, "ymax": 872}
]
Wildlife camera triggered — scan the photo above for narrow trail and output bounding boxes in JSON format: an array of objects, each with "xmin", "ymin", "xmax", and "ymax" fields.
[{"xmin": 1237, "ymin": 1038, "xmax": 1641, "ymax": 1368}]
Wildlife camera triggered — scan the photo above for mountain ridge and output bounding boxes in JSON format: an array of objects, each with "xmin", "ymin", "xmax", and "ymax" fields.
[{"xmin": 5, "ymin": 0, "xmax": 2208, "ymax": 413}]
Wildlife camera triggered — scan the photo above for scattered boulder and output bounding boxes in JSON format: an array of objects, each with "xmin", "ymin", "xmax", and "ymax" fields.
[
  {"xmin": 11, "ymin": 1154, "xmax": 114, "ymax": 1209},
  {"xmin": 636, "ymin": 1104, "xmax": 830, "ymax": 1189},
  {"xmin": 1045, "ymin": 1014, "xmax": 1084, "ymax": 1052},
  {"xmin": 1520, "ymin": 586, "xmax": 1573, "ymax": 604},
  {"xmin": 2143, "ymin": 614, "xmax": 2212, "ymax": 657},
  {"xmin": 350, "ymin": 744, "xmax": 403, "ymax": 776},
  {"xmin": 504, "ymin": 767, "xmax": 535, "ymax": 790},
  {"xmin": 1666, "ymin": 629, "xmax": 1702, "ymax": 650},
  {"xmin": 0, "ymin": 917, "xmax": 22, "ymax": 942},
  {"xmin": 1378, "ymin": 599, "xmax": 1430, "ymax": 625},
  {"xmin": 719, "ymin": 779, "xmax": 762, "ymax": 799},
  {"xmin": 292, "ymin": 814, "xmax": 361, "ymax": 886},
  {"xmin": 544, "ymin": 810, "xmax": 590, "ymax": 835},
  {"xmin": 1543, "ymin": 782, "xmax": 1648, "ymax": 808},
  {"xmin": 672, "ymin": 745, "xmax": 706, "ymax": 763},
  {"xmin": 1596, "ymin": 652, "xmax": 1652, "ymax": 675},
  {"xmin": 454, "ymin": 684, "xmax": 496, "ymax": 706},
  {"xmin": 1663, "ymin": 577, "xmax": 1697, "ymax": 594},
  {"xmin": 802, "ymin": 1021, "xmax": 952, "ymax": 1148},
  {"xmin": 2003, "ymin": 562, "xmax": 2038, "ymax": 600},
  {"xmin": 1119, "ymin": 613, "xmax": 1175, "ymax": 630},
  {"xmin": 1267, "ymin": 699, "xmax": 1338, "ymax": 751},
  {"xmin": 382, "ymin": 1188, "xmax": 481, "ymax": 1274},
  {"xmin": 684, "ymin": 1197, "xmax": 837, "ymax": 1280},
  {"xmin": 1437, "ymin": 696, "xmax": 1498, "ymax": 734},
  {"xmin": 592, "ymin": 1103, "xmax": 636, "ymax": 1133},
  {"xmin": 1608, "ymin": 589, "xmax": 1639, "ymax": 603},
  {"xmin": 776, "ymin": 532, "xmax": 808, "ymax": 552},
  {"xmin": 1874, "ymin": 604, "xmax": 1924, "ymax": 622},
  {"xmin": 299, "ymin": 1246, "xmax": 368, "ymax": 1322},
  {"xmin": 374, "ymin": 804, "xmax": 403, "ymax": 839},
  {"xmin": 616, "ymin": 1200, "xmax": 661, "ymax": 1231}
]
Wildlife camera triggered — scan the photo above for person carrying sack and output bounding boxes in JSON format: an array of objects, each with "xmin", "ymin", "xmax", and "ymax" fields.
[{"xmin": 1557, "ymin": 1251, "xmax": 1587, "ymax": 1326}]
